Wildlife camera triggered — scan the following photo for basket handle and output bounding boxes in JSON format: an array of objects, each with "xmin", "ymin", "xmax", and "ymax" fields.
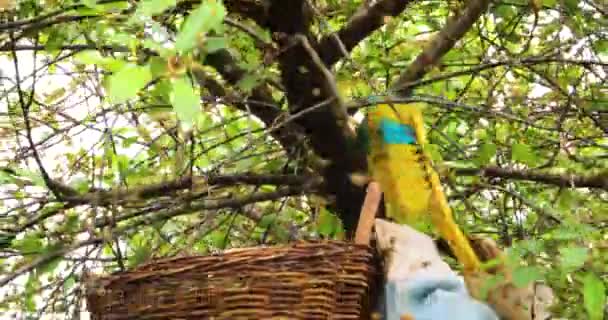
[{"xmin": 355, "ymin": 182, "xmax": 382, "ymax": 245}]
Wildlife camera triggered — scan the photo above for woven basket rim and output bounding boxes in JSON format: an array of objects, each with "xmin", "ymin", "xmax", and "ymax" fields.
[{"xmin": 85, "ymin": 240, "xmax": 374, "ymax": 285}]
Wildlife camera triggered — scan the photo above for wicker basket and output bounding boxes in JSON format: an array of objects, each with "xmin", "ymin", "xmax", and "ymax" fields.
[{"xmin": 85, "ymin": 241, "xmax": 378, "ymax": 320}]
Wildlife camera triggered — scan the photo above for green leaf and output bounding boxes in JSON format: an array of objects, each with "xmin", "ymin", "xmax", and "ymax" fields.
[
  {"xmin": 13, "ymin": 233, "xmax": 43, "ymax": 254},
  {"xmin": 170, "ymin": 77, "xmax": 200, "ymax": 129},
  {"xmin": 174, "ymin": 0, "xmax": 226, "ymax": 53},
  {"xmin": 316, "ymin": 208, "xmax": 340, "ymax": 238},
  {"xmin": 43, "ymin": 87, "xmax": 66, "ymax": 103},
  {"xmin": 557, "ymin": 189, "xmax": 577, "ymax": 211},
  {"xmin": 271, "ymin": 224, "xmax": 291, "ymax": 242},
  {"xmin": 550, "ymin": 226, "xmax": 580, "ymax": 240},
  {"xmin": 150, "ymin": 79, "xmax": 172, "ymax": 103},
  {"xmin": 0, "ymin": 170, "xmax": 13, "ymax": 184},
  {"xmin": 583, "ymin": 273, "xmax": 606, "ymax": 320},
  {"xmin": 445, "ymin": 119, "xmax": 459, "ymax": 139},
  {"xmin": 149, "ymin": 56, "xmax": 167, "ymax": 77},
  {"xmin": 518, "ymin": 239, "xmax": 544, "ymax": 254},
  {"xmin": 44, "ymin": 28, "xmax": 66, "ymax": 51},
  {"xmin": 37, "ymin": 256, "xmax": 61, "ymax": 276},
  {"xmin": 14, "ymin": 168, "xmax": 45, "ymax": 186},
  {"xmin": 0, "ymin": 232, "xmax": 15, "ymax": 250},
  {"xmin": 64, "ymin": 214, "xmax": 79, "ymax": 233},
  {"xmin": 512, "ymin": 266, "xmax": 543, "ymax": 288},
  {"xmin": 82, "ymin": 0, "xmax": 97, "ymax": 8},
  {"xmin": 112, "ymin": 154, "xmax": 130, "ymax": 179},
  {"xmin": 108, "ymin": 32, "xmax": 134, "ymax": 46},
  {"xmin": 559, "ymin": 246, "xmax": 588, "ymax": 270},
  {"xmin": 594, "ymin": 39, "xmax": 607, "ymax": 56},
  {"xmin": 64, "ymin": 275, "xmax": 77, "ymax": 291},
  {"xmin": 143, "ymin": 39, "xmax": 174, "ymax": 58},
  {"xmin": 96, "ymin": 1, "xmax": 129, "ymax": 12},
  {"xmin": 24, "ymin": 273, "xmax": 39, "ymax": 311},
  {"xmin": 205, "ymin": 36, "xmax": 227, "ymax": 53},
  {"xmin": 106, "ymin": 64, "xmax": 152, "ymax": 103},
  {"xmin": 236, "ymin": 74, "xmax": 260, "ymax": 93},
  {"xmin": 443, "ymin": 160, "xmax": 477, "ymax": 169},
  {"xmin": 475, "ymin": 142, "xmax": 496, "ymax": 165},
  {"xmin": 494, "ymin": 4, "xmax": 515, "ymax": 18},
  {"xmin": 495, "ymin": 124, "xmax": 509, "ymax": 143},
  {"xmin": 542, "ymin": 0, "xmax": 556, "ymax": 6},
  {"xmin": 195, "ymin": 112, "xmax": 213, "ymax": 131},
  {"xmin": 425, "ymin": 143, "xmax": 443, "ymax": 162},
  {"xmin": 129, "ymin": 244, "xmax": 151, "ymax": 267},
  {"xmin": 563, "ymin": 0, "xmax": 578, "ymax": 11},
  {"xmin": 512, "ymin": 142, "xmax": 537, "ymax": 166},
  {"xmin": 208, "ymin": 229, "xmax": 228, "ymax": 248},
  {"xmin": 103, "ymin": 132, "xmax": 114, "ymax": 164},
  {"xmin": 136, "ymin": 0, "xmax": 177, "ymax": 17},
  {"xmin": 74, "ymin": 51, "xmax": 127, "ymax": 72},
  {"xmin": 258, "ymin": 214, "xmax": 277, "ymax": 229},
  {"xmin": 102, "ymin": 243, "xmax": 114, "ymax": 256}
]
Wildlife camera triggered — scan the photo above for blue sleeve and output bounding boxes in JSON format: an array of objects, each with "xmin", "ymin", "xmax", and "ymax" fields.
[{"xmin": 384, "ymin": 276, "xmax": 499, "ymax": 320}]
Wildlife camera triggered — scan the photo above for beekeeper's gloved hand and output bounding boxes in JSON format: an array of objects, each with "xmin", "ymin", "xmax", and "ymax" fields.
[{"xmin": 384, "ymin": 275, "xmax": 499, "ymax": 320}]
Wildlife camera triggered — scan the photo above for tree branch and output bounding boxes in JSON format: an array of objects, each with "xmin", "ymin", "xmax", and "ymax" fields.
[
  {"xmin": 266, "ymin": 0, "xmax": 368, "ymax": 235},
  {"xmin": 294, "ymin": 34, "xmax": 350, "ymax": 138},
  {"xmin": 118, "ymin": 184, "xmax": 319, "ymax": 231},
  {"xmin": 64, "ymin": 173, "xmax": 323, "ymax": 206},
  {"xmin": 0, "ymin": 43, "xmax": 132, "ymax": 52},
  {"xmin": 455, "ymin": 166, "xmax": 608, "ymax": 191},
  {"xmin": 393, "ymin": 57, "xmax": 608, "ymax": 92},
  {"xmin": 9, "ymin": 30, "xmax": 67, "ymax": 201},
  {"xmin": 0, "ymin": 0, "xmax": 270, "ymax": 32},
  {"xmin": 391, "ymin": 0, "xmax": 493, "ymax": 95},
  {"xmin": 0, "ymin": 237, "xmax": 102, "ymax": 288},
  {"xmin": 192, "ymin": 50, "xmax": 304, "ymax": 153},
  {"xmin": 5, "ymin": 173, "xmax": 321, "ymax": 234},
  {"xmin": 317, "ymin": 0, "xmax": 414, "ymax": 67},
  {"xmin": 0, "ymin": 181, "xmax": 317, "ymax": 289}
]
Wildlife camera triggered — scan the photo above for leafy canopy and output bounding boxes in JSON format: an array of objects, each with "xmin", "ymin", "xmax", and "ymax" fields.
[{"xmin": 0, "ymin": 0, "xmax": 606, "ymax": 318}]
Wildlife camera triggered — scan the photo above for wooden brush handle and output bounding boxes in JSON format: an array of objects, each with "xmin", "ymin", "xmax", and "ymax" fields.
[{"xmin": 355, "ymin": 182, "xmax": 382, "ymax": 245}]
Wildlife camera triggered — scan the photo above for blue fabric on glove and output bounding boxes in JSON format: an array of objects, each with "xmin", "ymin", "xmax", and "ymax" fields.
[{"xmin": 383, "ymin": 275, "xmax": 499, "ymax": 320}]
